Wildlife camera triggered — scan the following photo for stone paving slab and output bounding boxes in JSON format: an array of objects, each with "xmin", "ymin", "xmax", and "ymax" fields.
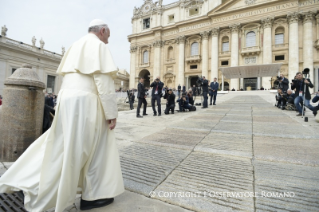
[
  {"xmin": 195, "ymin": 133, "xmax": 252, "ymax": 158},
  {"xmin": 119, "ymin": 143, "xmax": 190, "ymax": 196},
  {"xmin": 252, "ymin": 115, "xmax": 300, "ymax": 124},
  {"xmin": 153, "ymin": 152, "xmax": 254, "ymax": 212},
  {"xmin": 185, "ymin": 114, "xmax": 224, "ymax": 122},
  {"xmin": 115, "ymin": 123, "xmax": 165, "ymax": 141},
  {"xmin": 212, "ymin": 121, "xmax": 252, "ymax": 135},
  {"xmin": 169, "ymin": 120, "xmax": 218, "ymax": 132},
  {"xmin": 254, "ymin": 160, "xmax": 319, "ymax": 212},
  {"xmin": 254, "ymin": 135, "xmax": 319, "ymax": 166},
  {"xmin": 139, "ymin": 129, "xmax": 207, "ymax": 150},
  {"xmin": 221, "ymin": 115, "xmax": 252, "ymax": 123}
]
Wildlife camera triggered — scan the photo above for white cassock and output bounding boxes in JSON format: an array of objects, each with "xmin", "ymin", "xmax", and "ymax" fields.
[{"xmin": 0, "ymin": 33, "xmax": 125, "ymax": 212}]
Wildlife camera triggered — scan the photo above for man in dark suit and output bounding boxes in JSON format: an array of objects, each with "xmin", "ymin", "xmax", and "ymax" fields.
[
  {"xmin": 202, "ymin": 76, "xmax": 209, "ymax": 108},
  {"xmin": 291, "ymin": 71, "xmax": 314, "ymax": 116},
  {"xmin": 150, "ymin": 76, "xmax": 164, "ymax": 116},
  {"xmin": 177, "ymin": 84, "xmax": 181, "ymax": 98},
  {"xmin": 136, "ymin": 77, "xmax": 148, "ymax": 118},
  {"xmin": 164, "ymin": 88, "xmax": 175, "ymax": 114},
  {"xmin": 129, "ymin": 90, "xmax": 135, "ymax": 110},
  {"xmin": 279, "ymin": 74, "xmax": 289, "ymax": 93},
  {"xmin": 182, "ymin": 85, "xmax": 186, "ymax": 93},
  {"xmin": 209, "ymin": 77, "xmax": 219, "ymax": 105}
]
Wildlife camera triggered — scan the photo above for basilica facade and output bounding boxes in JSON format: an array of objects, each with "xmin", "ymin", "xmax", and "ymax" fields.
[{"xmin": 128, "ymin": 0, "xmax": 319, "ymax": 92}]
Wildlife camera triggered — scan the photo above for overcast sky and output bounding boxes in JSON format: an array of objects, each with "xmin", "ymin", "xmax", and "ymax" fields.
[{"xmin": 0, "ymin": 0, "xmax": 177, "ymax": 73}]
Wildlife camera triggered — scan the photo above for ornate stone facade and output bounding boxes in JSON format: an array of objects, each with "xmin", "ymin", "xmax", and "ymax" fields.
[{"xmin": 128, "ymin": 0, "xmax": 319, "ymax": 91}]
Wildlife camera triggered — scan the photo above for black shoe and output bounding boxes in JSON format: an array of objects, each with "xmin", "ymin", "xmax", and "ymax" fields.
[
  {"xmin": 158, "ymin": 114, "xmax": 161, "ymax": 116},
  {"xmin": 172, "ymin": 112, "xmax": 174, "ymax": 114},
  {"xmin": 137, "ymin": 115, "xmax": 143, "ymax": 118},
  {"xmin": 143, "ymin": 114, "xmax": 148, "ymax": 116},
  {"xmin": 210, "ymin": 103, "xmax": 212, "ymax": 105},
  {"xmin": 153, "ymin": 113, "xmax": 157, "ymax": 116},
  {"xmin": 80, "ymin": 198, "xmax": 114, "ymax": 210},
  {"xmin": 296, "ymin": 113, "xmax": 302, "ymax": 116}
]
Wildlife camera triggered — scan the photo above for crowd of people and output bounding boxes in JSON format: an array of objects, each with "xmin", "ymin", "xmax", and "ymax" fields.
[
  {"xmin": 131, "ymin": 76, "xmax": 219, "ymax": 118},
  {"xmin": 275, "ymin": 72, "xmax": 318, "ymax": 117}
]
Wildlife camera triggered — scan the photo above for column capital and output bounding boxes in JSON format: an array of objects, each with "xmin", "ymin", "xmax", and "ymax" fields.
[
  {"xmin": 229, "ymin": 24, "xmax": 241, "ymax": 33},
  {"xmin": 153, "ymin": 40, "xmax": 164, "ymax": 48},
  {"xmin": 316, "ymin": 14, "xmax": 319, "ymax": 22},
  {"xmin": 200, "ymin": 30, "xmax": 211, "ymax": 40},
  {"xmin": 261, "ymin": 16, "xmax": 274, "ymax": 29},
  {"xmin": 130, "ymin": 46, "xmax": 138, "ymax": 53},
  {"xmin": 287, "ymin": 12, "xmax": 301, "ymax": 24},
  {"xmin": 176, "ymin": 36, "xmax": 186, "ymax": 44},
  {"xmin": 301, "ymin": 11, "xmax": 316, "ymax": 24},
  {"xmin": 211, "ymin": 27, "xmax": 220, "ymax": 37}
]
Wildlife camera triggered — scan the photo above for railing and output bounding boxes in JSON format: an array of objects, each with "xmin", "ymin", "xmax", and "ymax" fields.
[
  {"xmin": 220, "ymin": 51, "xmax": 230, "ymax": 56},
  {"xmin": 241, "ymin": 46, "xmax": 261, "ymax": 55},
  {"xmin": 5, "ymin": 38, "xmax": 33, "ymax": 51},
  {"xmin": 273, "ymin": 43, "xmax": 288, "ymax": 49},
  {"xmin": 139, "ymin": 63, "xmax": 150, "ymax": 68},
  {"xmin": 186, "ymin": 55, "xmax": 201, "ymax": 63}
]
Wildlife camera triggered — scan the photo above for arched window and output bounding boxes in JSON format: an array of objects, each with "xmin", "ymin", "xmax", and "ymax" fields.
[
  {"xmin": 191, "ymin": 42, "xmax": 199, "ymax": 56},
  {"xmin": 246, "ymin": 31, "xmax": 256, "ymax": 47},
  {"xmin": 275, "ymin": 27, "xmax": 284, "ymax": 45},
  {"xmin": 168, "ymin": 46, "xmax": 174, "ymax": 60},
  {"xmin": 143, "ymin": 51, "xmax": 149, "ymax": 64},
  {"xmin": 222, "ymin": 36, "xmax": 229, "ymax": 52}
]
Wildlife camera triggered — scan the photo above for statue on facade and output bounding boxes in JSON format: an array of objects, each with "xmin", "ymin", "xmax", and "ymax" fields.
[
  {"xmin": 158, "ymin": 0, "xmax": 163, "ymax": 6},
  {"xmin": 40, "ymin": 38, "xmax": 45, "ymax": 49},
  {"xmin": 1, "ymin": 25, "xmax": 8, "ymax": 37},
  {"xmin": 32, "ymin": 36, "xmax": 36, "ymax": 46},
  {"xmin": 133, "ymin": 6, "xmax": 138, "ymax": 15},
  {"xmin": 62, "ymin": 46, "xmax": 65, "ymax": 55}
]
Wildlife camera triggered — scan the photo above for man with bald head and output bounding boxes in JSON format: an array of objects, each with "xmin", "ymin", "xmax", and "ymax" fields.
[
  {"xmin": 0, "ymin": 19, "xmax": 124, "ymax": 211},
  {"xmin": 150, "ymin": 76, "xmax": 164, "ymax": 116}
]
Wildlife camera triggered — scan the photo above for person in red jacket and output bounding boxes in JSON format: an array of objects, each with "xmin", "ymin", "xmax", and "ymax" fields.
[{"xmin": 0, "ymin": 95, "xmax": 2, "ymax": 106}]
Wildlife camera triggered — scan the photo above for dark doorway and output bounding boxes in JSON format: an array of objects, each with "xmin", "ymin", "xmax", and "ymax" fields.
[
  {"xmin": 190, "ymin": 76, "xmax": 199, "ymax": 87},
  {"xmin": 244, "ymin": 78, "xmax": 257, "ymax": 90},
  {"xmin": 139, "ymin": 69, "xmax": 151, "ymax": 88},
  {"xmin": 220, "ymin": 82, "xmax": 229, "ymax": 91}
]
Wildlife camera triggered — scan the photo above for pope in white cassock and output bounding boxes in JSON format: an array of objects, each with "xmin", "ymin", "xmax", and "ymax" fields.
[{"xmin": 0, "ymin": 19, "xmax": 125, "ymax": 211}]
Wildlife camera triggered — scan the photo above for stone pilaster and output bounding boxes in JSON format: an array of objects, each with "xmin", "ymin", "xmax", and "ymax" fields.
[
  {"xmin": 153, "ymin": 40, "xmax": 163, "ymax": 79},
  {"xmin": 176, "ymin": 36, "xmax": 186, "ymax": 87},
  {"xmin": 229, "ymin": 24, "xmax": 240, "ymax": 90},
  {"xmin": 302, "ymin": 11, "xmax": 316, "ymax": 93},
  {"xmin": 261, "ymin": 17, "xmax": 274, "ymax": 89},
  {"xmin": 287, "ymin": 12, "xmax": 300, "ymax": 83},
  {"xmin": 129, "ymin": 46, "xmax": 138, "ymax": 89},
  {"xmin": 200, "ymin": 30, "xmax": 210, "ymax": 78},
  {"xmin": 211, "ymin": 27, "xmax": 219, "ymax": 83}
]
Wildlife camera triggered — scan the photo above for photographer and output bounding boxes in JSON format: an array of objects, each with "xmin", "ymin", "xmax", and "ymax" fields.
[
  {"xmin": 202, "ymin": 76, "xmax": 209, "ymax": 108},
  {"xmin": 129, "ymin": 90, "xmax": 135, "ymax": 110},
  {"xmin": 136, "ymin": 77, "xmax": 148, "ymax": 118},
  {"xmin": 275, "ymin": 88, "xmax": 287, "ymax": 109},
  {"xmin": 209, "ymin": 77, "xmax": 219, "ymax": 105},
  {"xmin": 312, "ymin": 90, "xmax": 319, "ymax": 116},
  {"xmin": 150, "ymin": 76, "xmax": 164, "ymax": 116},
  {"xmin": 277, "ymin": 74, "xmax": 289, "ymax": 92},
  {"xmin": 164, "ymin": 88, "xmax": 175, "ymax": 114},
  {"xmin": 291, "ymin": 71, "xmax": 315, "ymax": 116},
  {"xmin": 187, "ymin": 89, "xmax": 194, "ymax": 106},
  {"xmin": 177, "ymin": 92, "xmax": 191, "ymax": 112}
]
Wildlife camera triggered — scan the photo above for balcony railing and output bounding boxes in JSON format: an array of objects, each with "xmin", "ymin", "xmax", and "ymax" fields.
[
  {"xmin": 220, "ymin": 51, "xmax": 230, "ymax": 56},
  {"xmin": 241, "ymin": 46, "xmax": 261, "ymax": 56},
  {"xmin": 165, "ymin": 58, "xmax": 175, "ymax": 64},
  {"xmin": 273, "ymin": 43, "xmax": 288, "ymax": 49},
  {"xmin": 186, "ymin": 55, "xmax": 201, "ymax": 63},
  {"xmin": 139, "ymin": 63, "xmax": 150, "ymax": 68}
]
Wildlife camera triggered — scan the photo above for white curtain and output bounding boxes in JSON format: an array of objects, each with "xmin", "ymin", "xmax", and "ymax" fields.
[
  {"xmin": 191, "ymin": 42, "xmax": 199, "ymax": 56},
  {"xmin": 143, "ymin": 51, "xmax": 149, "ymax": 64},
  {"xmin": 275, "ymin": 34, "xmax": 284, "ymax": 45},
  {"xmin": 222, "ymin": 42, "xmax": 229, "ymax": 52},
  {"xmin": 246, "ymin": 31, "xmax": 256, "ymax": 47}
]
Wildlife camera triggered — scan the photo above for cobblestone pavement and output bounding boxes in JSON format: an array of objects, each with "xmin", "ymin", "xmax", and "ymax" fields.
[{"xmin": 1, "ymin": 91, "xmax": 318, "ymax": 212}]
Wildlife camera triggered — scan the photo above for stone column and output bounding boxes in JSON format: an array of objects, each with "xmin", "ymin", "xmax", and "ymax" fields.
[
  {"xmin": 222, "ymin": 75, "xmax": 224, "ymax": 91},
  {"xmin": 229, "ymin": 24, "xmax": 241, "ymax": 90},
  {"xmin": 200, "ymin": 30, "xmax": 210, "ymax": 78},
  {"xmin": 153, "ymin": 40, "xmax": 163, "ymax": 78},
  {"xmin": 177, "ymin": 36, "xmax": 186, "ymax": 86},
  {"xmin": 129, "ymin": 46, "xmax": 137, "ymax": 89},
  {"xmin": 302, "ymin": 11, "xmax": 316, "ymax": 93},
  {"xmin": 186, "ymin": 76, "xmax": 189, "ymax": 90},
  {"xmin": 257, "ymin": 77, "xmax": 261, "ymax": 89},
  {"xmin": 261, "ymin": 17, "xmax": 274, "ymax": 90},
  {"xmin": 240, "ymin": 78, "xmax": 244, "ymax": 89},
  {"xmin": 211, "ymin": 27, "xmax": 220, "ymax": 82},
  {"xmin": 287, "ymin": 12, "xmax": 300, "ymax": 83}
]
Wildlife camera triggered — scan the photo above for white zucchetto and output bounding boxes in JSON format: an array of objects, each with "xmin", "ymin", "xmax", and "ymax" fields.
[{"xmin": 89, "ymin": 19, "xmax": 106, "ymax": 27}]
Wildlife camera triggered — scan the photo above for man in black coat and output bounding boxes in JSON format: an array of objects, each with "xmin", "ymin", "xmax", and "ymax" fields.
[
  {"xmin": 209, "ymin": 78, "xmax": 219, "ymax": 105},
  {"xmin": 192, "ymin": 85, "xmax": 197, "ymax": 97},
  {"xmin": 136, "ymin": 77, "xmax": 148, "ymax": 118},
  {"xmin": 150, "ymin": 77, "xmax": 164, "ymax": 116},
  {"xmin": 164, "ymin": 89, "xmax": 175, "ymax": 114},
  {"xmin": 182, "ymin": 85, "xmax": 186, "ymax": 93},
  {"xmin": 278, "ymin": 74, "xmax": 289, "ymax": 93},
  {"xmin": 177, "ymin": 84, "xmax": 181, "ymax": 98},
  {"xmin": 291, "ymin": 71, "xmax": 315, "ymax": 116},
  {"xmin": 129, "ymin": 90, "xmax": 135, "ymax": 110},
  {"xmin": 202, "ymin": 76, "xmax": 209, "ymax": 108}
]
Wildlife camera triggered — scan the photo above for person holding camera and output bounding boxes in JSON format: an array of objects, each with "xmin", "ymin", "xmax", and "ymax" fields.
[
  {"xmin": 136, "ymin": 77, "xmax": 148, "ymax": 118},
  {"xmin": 150, "ymin": 76, "xmax": 164, "ymax": 116},
  {"xmin": 278, "ymin": 74, "xmax": 289, "ymax": 93},
  {"xmin": 187, "ymin": 89, "xmax": 194, "ymax": 106},
  {"xmin": 164, "ymin": 88, "xmax": 175, "ymax": 114},
  {"xmin": 177, "ymin": 92, "xmax": 191, "ymax": 112},
  {"xmin": 291, "ymin": 71, "xmax": 315, "ymax": 116},
  {"xmin": 275, "ymin": 88, "xmax": 287, "ymax": 109},
  {"xmin": 202, "ymin": 76, "xmax": 209, "ymax": 108},
  {"xmin": 209, "ymin": 77, "xmax": 219, "ymax": 105}
]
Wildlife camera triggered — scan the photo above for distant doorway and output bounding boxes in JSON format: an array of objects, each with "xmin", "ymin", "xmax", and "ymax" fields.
[
  {"xmin": 190, "ymin": 76, "xmax": 199, "ymax": 87},
  {"xmin": 244, "ymin": 78, "xmax": 257, "ymax": 90},
  {"xmin": 139, "ymin": 69, "xmax": 150, "ymax": 88},
  {"xmin": 220, "ymin": 82, "xmax": 229, "ymax": 91}
]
